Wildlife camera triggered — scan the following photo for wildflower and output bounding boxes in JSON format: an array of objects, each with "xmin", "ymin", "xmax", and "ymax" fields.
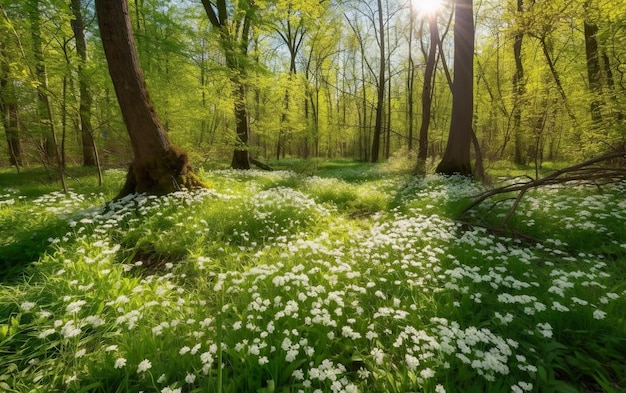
[
  {"xmin": 185, "ymin": 373, "xmax": 196, "ymax": 384},
  {"xmin": 38, "ymin": 328, "xmax": 56, "ymax": 339},
  {"xmin": 66, "ymin": 300, "xmax": 86, "ymax": 314},
  {"xmin": 75, "ymin": 349, "xmax": 87, "ymax": 358},
  {"xmin": 137, "ymin": 359, "xmax": 152, "ymax": 373},
  {"xmin": 179, "ymin": 346, "xmax": 191, "ymax": 355},
  {"xmin": 258, "ymin": 356, "xmax": 269, "ymax": 365},
  {"xmin": 114, "ymin": 358, "xmax": 127, "ymax": 369},
  {"xmin": 105, "ymin": 345, "xmax": 118, "ymax": 353},
  {"xmin": 20, "ymin": 301, "xmax": 36, "ymax": 312},
  {"xmin": 405, "ymin": 354, "xmax": 419, "ymax": 370},
  {"xmin": 370, "ymin": 348, "xmax": 385, "ymax": 365},
  {"xmin": 593, "ymin": 309, "xmax": 607, "ymax": 320}
]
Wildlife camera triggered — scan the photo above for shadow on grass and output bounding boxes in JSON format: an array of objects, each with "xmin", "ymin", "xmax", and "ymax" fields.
[{"xmin": 0, "ymin": 219, "xmax": 70, "ymax": 283}]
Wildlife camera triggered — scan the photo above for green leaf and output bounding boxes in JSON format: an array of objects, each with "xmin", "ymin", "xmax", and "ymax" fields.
[{"xmin": 256, "ymin": 379, "xmax": 275, "ymax": 393}]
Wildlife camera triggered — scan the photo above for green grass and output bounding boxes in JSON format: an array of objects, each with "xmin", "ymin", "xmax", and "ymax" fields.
[{"xmin": 0, "ymin": 162, "xmax": 625, "ymax": 393}]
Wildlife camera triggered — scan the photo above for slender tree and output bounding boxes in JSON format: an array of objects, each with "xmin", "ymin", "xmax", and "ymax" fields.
[
  {"xmin": 70, "ymin": 0, "xmax": 102, "ymax": 185},
  {"xmin": 95, "ymin": 0, "xmax": 205, "ymax": 198},
  {"xmin": 436, "ymin": 0, "xmax": 474, "ymax": 175},
  {"xmin": 583, "ymin": 0, "xmax": 603, "ymax": 124},
  {"xmin": 417, "ymin": 10, "xmax": 440, "ymax": 173},
  {"xmin": 0, "ymin": 38, "xmax": 23, "ymax": 169},
  {"xmin": 201, "ymin": 0, "xmax": 256, "ymax": 169},
  {"xmin": 370, "ymin": 0, "xmax": 385, "ymax": 163}
]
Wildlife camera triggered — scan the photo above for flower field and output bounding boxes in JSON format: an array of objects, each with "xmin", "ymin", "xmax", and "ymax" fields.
[{"xmin": 1, "ymin": 164, "xmax": 625, "ymax": 393}]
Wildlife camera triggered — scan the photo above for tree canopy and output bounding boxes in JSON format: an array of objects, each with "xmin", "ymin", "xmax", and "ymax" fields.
[{"xmin": 0, "ymin": 0, "xmax": 624, "ymax": 173}]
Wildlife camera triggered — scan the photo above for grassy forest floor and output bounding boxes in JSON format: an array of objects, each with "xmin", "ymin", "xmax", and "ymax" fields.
[{"xmin": 0, "ymin": 160, "xmax": 625, "ymax": 393}]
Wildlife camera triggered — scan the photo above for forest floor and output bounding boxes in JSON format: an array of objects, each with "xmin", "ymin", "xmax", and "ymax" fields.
[{"xmin": 0, "ymin": 160, "xmax": 625, "ymax": 393}]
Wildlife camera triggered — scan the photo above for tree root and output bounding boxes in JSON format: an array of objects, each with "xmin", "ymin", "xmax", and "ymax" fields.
[{"xmin": 114, "ymin": 145, "xmax": 209, "ymax": 200}]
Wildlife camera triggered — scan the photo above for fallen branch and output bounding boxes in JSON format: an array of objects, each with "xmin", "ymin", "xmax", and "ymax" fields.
[{"xmin": 461, "ymin": 151, "xmax": 626, "ymax": 226}]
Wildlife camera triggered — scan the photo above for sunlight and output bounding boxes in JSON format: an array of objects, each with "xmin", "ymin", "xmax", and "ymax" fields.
[{"xmin": 411, "ymin": 0, "xmax": 444, "ymax": 16}]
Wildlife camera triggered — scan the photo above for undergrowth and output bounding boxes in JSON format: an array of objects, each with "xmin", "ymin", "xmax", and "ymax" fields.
[{"xmin": 0, "ymin": 163, "xmax": 624, "ymax": 393}]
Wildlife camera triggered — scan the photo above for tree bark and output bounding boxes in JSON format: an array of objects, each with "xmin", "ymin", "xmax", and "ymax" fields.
[
  {"xmin": 201, "ymin": 0, "xmax": 253, "ymax": 169},
  {"xmin": 95, "ymin": 0, "xmax": 205, "ymax": 198},
  {"xmin": 435, "ymin": 0, "xmax": 474, "ymax": 176},
  {"xmin": 0, "ymin": 40, "xmax": 22, "ymax": 168},
  {"xmin": 70, "ymin": 0, "xmax": 98, "ymax": 168},
  {"xmin": 370, "ymin": 0, "xmax": 385, "ymax": 163},
  {"xmin": 417, "ymin": 13, "xmax": 439, "ymax": 173},
  {"xmin": 512, "ymin": 0, "xmax": 526, "ymax": 164},
  {"xmin": 583, "ymin": 6, "xmax": 603, "ymax": 124}
]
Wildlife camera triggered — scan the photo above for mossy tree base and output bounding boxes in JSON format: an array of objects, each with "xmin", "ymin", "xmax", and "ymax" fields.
[
  {"xmin": 435, "ymin": 158, "xmax": 473, "ymax": 177},
  {"xmin": 115, "ymin": 146, "xmax": 208, "ymax": 200}
]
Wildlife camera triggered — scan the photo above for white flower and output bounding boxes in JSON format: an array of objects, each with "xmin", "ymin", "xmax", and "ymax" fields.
[
  {"xmin": 405, "ymin": 354, "xmax": 420, "ymax": 370},
  {"xmin": 435, "ymin": 384, "xmax": 446, "ymax": 393},
  {"xmin": 593, "ymin": 309, "xmax": 607, "ymax": 320},
  {"xmin": 179, "ymin": 346, "xmax": 191, "ymax": 355},
  {"xmin": 75, "ymin": 348, "xmax": 87, "ymax": 358},
  {"xmin": 137, "ymin": 359, "xmax": 152, "ymax": 373},
  {"xmin": 66, "ymin": 300, "xmax": 86, "ymax": 314},
  {"xmin": 104, "ymin": 345, "xmax": 118, "ymax": 353},
  {"xmin": 114, "ymin": 358, "xmax": 127, "ymax": 369},
  {"xmin": 420, "ymin": 368, "xmax": 435, "ymax": 379},
  {"xmin": 185, "ymin": 373, "xmax": 196, "ymax": 384},
  {"xmin": 20, "ymin": 301, "xmax": 36, "ymax": 312},
  {"xmin": 38, "ymin": 328, "xmax": 56, "ymax": 339},
  {"xmin": 258, "ymin": 356, "xmax": 269, "ymax": 365}
]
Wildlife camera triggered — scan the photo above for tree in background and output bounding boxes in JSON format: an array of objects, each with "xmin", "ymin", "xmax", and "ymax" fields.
[
  {"xmin": 436, "ymin": 0, "xmax": 474, "ymax": 176},
  {"xmin": 95, "ymin": 0, "xmax": 205, "ymax": 198},
  {"xmin": 201, "ymin": 0, "xmax": 257, "ymax": 169},
  {"xmin": 0, "ymin": 26, "xmax": 23, "ymax": 170},
  {"xmin": 70, "ymin": 0, "xmax": 102, "ymax": 186}
]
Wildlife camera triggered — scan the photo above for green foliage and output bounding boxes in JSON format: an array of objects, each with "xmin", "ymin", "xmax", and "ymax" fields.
[{"xmin": 0, "ymin": 163, "xmax": 625, "ymax": 392}]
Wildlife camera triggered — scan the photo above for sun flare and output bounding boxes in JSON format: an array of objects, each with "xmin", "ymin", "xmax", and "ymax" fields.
[{"xmin": 411, "ymin": 0, "xmax": 444, "ymax": 15}]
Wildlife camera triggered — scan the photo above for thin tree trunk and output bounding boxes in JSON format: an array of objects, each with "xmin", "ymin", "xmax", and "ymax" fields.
[
  {"xmin": 371, "ymin": 0, "xmax": 385, "ymax": 163},
  {"xmin": 583, "ymin": 7, "xmax": 603, "ymax": 124},
  {"xmin": 512, "ymin": 0, "xmax": 526, "ymax": 164},
  {"xmin": 29, "ymin": 0, "xmax": 66, "ymax": 190},
  {"xmin": 70, "ymin": 0, "xmax": 98, "ymax": 167},
  {"xmin": 417, "ymin": 13, "xmax": 439, "ymax": 173},
  {"xmin": 0, "ymin": 41, "xmax": 22, "ymax": 169}
]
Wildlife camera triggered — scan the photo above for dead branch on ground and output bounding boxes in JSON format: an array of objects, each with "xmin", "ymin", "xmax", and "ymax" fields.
[{"xmin": 461, "ymin": 151, "xmax": 626, "ymax": 227}]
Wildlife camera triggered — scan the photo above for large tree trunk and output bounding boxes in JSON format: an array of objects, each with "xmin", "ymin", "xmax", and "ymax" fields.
[
  {"xmin": 435, "ymin": 0, "xmax": 474, "ymax": 176},
  {"xmin": 95, "ymin": 0, "xmax": 205, "ymax": 198}
]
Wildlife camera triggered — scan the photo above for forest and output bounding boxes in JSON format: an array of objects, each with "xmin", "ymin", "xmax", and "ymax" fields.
[{"xmin": 1, "ymin": 0, "xmax": 626, "ymax": 392}]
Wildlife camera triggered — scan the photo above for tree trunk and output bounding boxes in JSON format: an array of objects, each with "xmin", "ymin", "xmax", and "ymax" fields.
[
  {"xmin": 0, "ymin": 41, "xmax": 22, "ymax": 168},
  {"xmin": 370, "ymin": 0, "xmax": 385, "ymax": 163},
  {"xmin": 417, "ymin": 13, "xmax": 439, "ymax": 173},
  {"xmin": 435, "ymin": 0, "xmax": 474, "ymax": 176},
  {"xmin": 95, "ymin": 0, "xmax": 205, "ymax": 198},
  {"xmin": 406, "ymin": 9, "xmax": 415, "ymax": 153},
  {"xmin": 28, "ymin": 0, "xmax": 58, "ymax": 165},
  {"xmin": 583, "ymin": 6, "xmax": 603, "ymax": 124},
  {"xmin": 70, "ymin": 0, "xmax": 98, "ymax": 167},
  {"xmin": 512, "ymin": 0, "xmax": 526, "ymax": 164}
]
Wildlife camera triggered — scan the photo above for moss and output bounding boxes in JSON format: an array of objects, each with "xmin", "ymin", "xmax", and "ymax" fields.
[{"xmin": 114, "ymin": 145, "xmax": 209, "ymax": 199}]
